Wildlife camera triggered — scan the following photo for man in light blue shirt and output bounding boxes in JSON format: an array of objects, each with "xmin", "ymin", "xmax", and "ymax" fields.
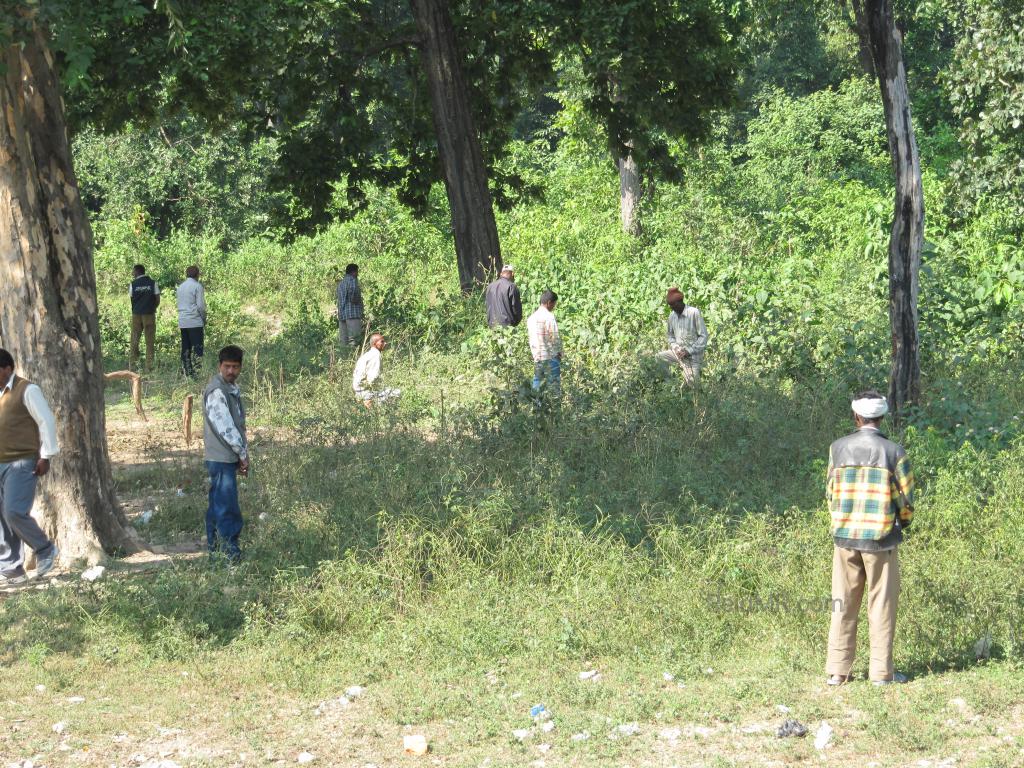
[{"xmin": 176, "ymin": 265, "xmax": 207, "ymax": 378}]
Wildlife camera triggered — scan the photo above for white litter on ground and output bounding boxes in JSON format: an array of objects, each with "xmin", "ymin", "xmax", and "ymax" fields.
[{"xmin": 814, "ymin": 721, "xmax": 834, "ymax": 750}]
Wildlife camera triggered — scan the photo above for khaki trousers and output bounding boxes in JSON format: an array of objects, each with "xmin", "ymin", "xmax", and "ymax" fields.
[
  {"xmin": 130, "ymin": 313, "xmax": 156, "ymax": 371},
  {"xmin": 826, "ymin": 545, "xmax": 900, "ymax": 681}
]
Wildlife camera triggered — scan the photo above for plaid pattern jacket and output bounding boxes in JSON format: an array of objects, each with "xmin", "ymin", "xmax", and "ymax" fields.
[
  {"xmin": 826, "ymin": 427, "xmax": 914, "ymax": 542},
  {"xmin": 336, "ymin": 275, "xmax": 363, "ymax": 320}
]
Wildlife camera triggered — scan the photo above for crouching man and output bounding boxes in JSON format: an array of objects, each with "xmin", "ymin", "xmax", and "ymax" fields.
[{"xmin": 353, "ymin": 334, "xmax": 401, "ymax": 407}]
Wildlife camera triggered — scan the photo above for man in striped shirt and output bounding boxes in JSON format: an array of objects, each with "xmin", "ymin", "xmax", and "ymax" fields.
[
  {"xmin": 527, "ymin": 291, "xmax": 562, "ymax": 397},
  {"xmin": 825, "ymin": 390, "xmax": 914, "ymax": 686}
]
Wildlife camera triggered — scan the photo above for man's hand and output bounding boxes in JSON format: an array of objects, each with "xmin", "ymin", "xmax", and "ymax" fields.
[
  {"xmin": 239, "ymin": 458, "xmax": 250, "ymax": 477},
  {"xmin": 672, "ymin": 344, "xmax": 690, "ymax": 360},
  {"xmin": 33, "ymin": 458, "xmax": 50, "ymax": 476}
]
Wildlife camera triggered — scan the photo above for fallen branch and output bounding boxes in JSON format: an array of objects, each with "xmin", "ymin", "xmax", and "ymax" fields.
[{"xmin": 103, "ymin": 370, "xmax": 146, "ymax": 420}]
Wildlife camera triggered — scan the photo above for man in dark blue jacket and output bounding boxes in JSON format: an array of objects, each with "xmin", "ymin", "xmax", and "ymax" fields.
[{"xmin": 129, "ymin": 264, "xmax": 160, "ymax": 372}]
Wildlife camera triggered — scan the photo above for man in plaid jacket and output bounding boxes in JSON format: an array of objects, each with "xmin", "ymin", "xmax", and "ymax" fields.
[
  {"xmin": 825, "ymin": 389, "xmax": 914, "ymax": 687},
  {"xmin": 336, "ymin": 263, "xmax": 364, "ymax": 349}
]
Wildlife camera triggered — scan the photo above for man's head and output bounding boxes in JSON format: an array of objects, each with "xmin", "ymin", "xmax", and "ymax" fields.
[
  {"xmin": 371, "ymin": 333, "xmax": 386, "ymax": 351},
  {"xmin": 500, "ymin": 263, "xmax": 515, "ymax": 279},
  {"xmin": 133, "ymin": 264, "xmax": 146, "ymax": 278},
  {"xmin": 346, "ymin": 263, "xmax": 359, "ymax": 276},
  {"xmin": 666, "ymin": 286, "xmax": 685, "ymax": 314},
  {"xmin": 186, "ymin": 265, "xmax": 200, "ymax": 280},
  {"xmin": 540, "ymin": 289, "xmax": 557, "ymax": 311},
  {"xmin": 0, "ymin": 348, "xmax": 14, "ymax": 388},
  {"xmin": 851, "ymin": 388, "xmax": 888, "ymax": 427},
  {"xmin": 218, "ymin": 345, "xmax": 245, "ymax": 383}
]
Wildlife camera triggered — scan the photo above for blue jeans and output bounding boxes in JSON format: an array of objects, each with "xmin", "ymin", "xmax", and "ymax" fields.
[
  {"xmin": 532, "ymin": 357, "xmax": 561, "ymax": 396},
  {"xmin": 206, "ymin": 461, "xmax": 243, "ymax": 559}
]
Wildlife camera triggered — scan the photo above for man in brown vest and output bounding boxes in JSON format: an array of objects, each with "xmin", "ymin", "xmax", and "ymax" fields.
[{"xmin": 0, "ymin": 348, "xmax": 60, "ymax": 584}]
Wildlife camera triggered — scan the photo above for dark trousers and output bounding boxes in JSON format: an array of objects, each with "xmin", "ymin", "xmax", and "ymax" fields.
[
  {"xmin": 180, "ymin": 326, "xmax": 205, "ymax": 378},
  {"xmin": 206, "ymin": 460, "xmax": 243, "ymax": 559}
]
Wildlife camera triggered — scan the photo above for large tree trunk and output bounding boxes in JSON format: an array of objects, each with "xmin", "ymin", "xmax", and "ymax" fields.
[
  {"xmin": 618, "ymin": 150, "xmax": 642, "ymax": 236},
  {"xmin": 409, "ymin": 0, "xmax": 502, "ymax": 292},
  {"xmin": 0, "ymin": 22, "xmax": 145, "ymax": 564},
  {"xmin": 863, "ymin": 0, "xmax": 922, "ymax": 418}
]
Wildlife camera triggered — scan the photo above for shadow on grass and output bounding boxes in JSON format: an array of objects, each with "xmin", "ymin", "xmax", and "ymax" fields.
[{"xmin": 2, "ymin": 368, "xmax": 1014, "ymax": 679}]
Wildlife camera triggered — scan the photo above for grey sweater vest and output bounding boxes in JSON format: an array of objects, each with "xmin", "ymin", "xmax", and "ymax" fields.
[{"xmin": 202, "ymin": 374, "xmax": 247, "ymax": 463}]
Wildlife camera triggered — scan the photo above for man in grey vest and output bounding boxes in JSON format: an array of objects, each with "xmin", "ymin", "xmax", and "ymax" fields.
[
  {"xmin": 202, "ymin": 345, "xmax": 249, "ymax": 562},
  {"xmin": 0, "ymin": 348, "xmax": 60, "ymax": 584}
]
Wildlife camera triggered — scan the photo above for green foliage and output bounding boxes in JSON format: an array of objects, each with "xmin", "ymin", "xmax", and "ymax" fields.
[
  {"xmin": 74, "ymin": 119, "xmax": 289, "ymax": 245},
  {"xmin": 945, "ymin": 1, "xmax": 1024, "ymax": 225}
]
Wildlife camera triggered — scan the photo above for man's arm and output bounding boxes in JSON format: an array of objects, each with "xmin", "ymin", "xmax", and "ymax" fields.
[
  {"xmin": 154, "ymin": 283, "xmax": 161, "ymax": 310},
  {"xmin": 688, "ymin": 311, "xmax": 709, "ymax": 356},
  {"xmin": 364, "ymin": 353, "xmax": 381, "ymax": 386},
  {"xmin": 510, "ymin": 285, "xmax": 523, "ymax": 325},
  {"xmin": 337, "ymin": 279, "xmax": 349, "ymax": 311},
  {"xmin": 196, "ymin": 284, "xmax": 208, "ymax": 324},
  {"xmin": 205, "ymin": 389, "xmax": 248, "ymax": 461},
  {"xmin": 23, "ymin": 384, "xmax": 59, "ymax": 475},
  {"xmin": 23, "ymin": 384, "xmax": 59, "ymax": 459},
  {"xmin": 825, "ymin": 447, "xmax": 834, "ymax": 505},
  {"xmin": 893, "ymin": 454, "xmax": 914, "ymax": 529},
  {"xmin": 549, "ymin": 317, "xmax": 562, "ymax": 358}
]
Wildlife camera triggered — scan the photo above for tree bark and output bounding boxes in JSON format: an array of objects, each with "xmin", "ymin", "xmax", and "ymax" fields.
[
  {"xmin": 0, "ymin": 22, "xmax": 145, "ymax": 564},
  {"xmin": 618, "ymin": 150, "xmax": 642, "ymax": 236},
  {"xmin": 409, "ymin": 0, "xmax": 502, "ymax": 292},
  {"xmin": 863, "ymin": 0, "xmax": 923, "ymax": 417},
  {"xmin": 848, "ymin": 0, "xmax": 876, "ymax": 78}
]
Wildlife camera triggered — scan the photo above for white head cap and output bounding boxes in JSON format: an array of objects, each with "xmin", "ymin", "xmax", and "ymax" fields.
[
  {"xmin": 852, "ymin": 396, "xmax": 888, "ymax": 420},
  {"xmin": 501, "ymin": 264, "xmax": 515, "ymax": 274}
]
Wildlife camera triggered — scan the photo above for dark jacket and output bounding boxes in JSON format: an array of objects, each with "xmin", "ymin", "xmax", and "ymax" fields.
[
  {"xmin": 130, "ymin": 275, "xmax": 159, "ymax": 315},
  {"xmin": 485, "ymin": 277, "xmax": 522, "ymax": 327}
]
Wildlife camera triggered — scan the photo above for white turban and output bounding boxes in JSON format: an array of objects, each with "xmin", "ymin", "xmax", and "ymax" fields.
[{"xmin": 852, "ymin": 396, "xmax": 888, "ymax": 420}]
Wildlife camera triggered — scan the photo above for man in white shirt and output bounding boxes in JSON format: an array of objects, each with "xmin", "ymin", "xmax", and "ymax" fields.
[
  {"xmin": 352, "ymin": 334, "xmax": 401, "ymax": 407},
  {"xmin": 0, "ymin": 348, "xmax": 60, "ymax": 584},
  {"xmin": 527, "ymin": 290, "xmax": 562, "ymax": 397},
  {"xmin": 656, "ymin": 286, "xmax": 709, "ymax": 386},
  {"xmin": 176, "ymin": 265, "xmax": 207, "ymax": 378}
]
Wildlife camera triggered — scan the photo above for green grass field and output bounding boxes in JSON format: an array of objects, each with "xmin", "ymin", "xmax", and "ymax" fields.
[{"xmin": 2, "ymin": 337, "xmax": 1023, "ymax": 767}]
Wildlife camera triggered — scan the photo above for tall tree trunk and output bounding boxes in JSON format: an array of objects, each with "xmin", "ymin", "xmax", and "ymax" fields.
[
  {"xmin": 863, "ymin": 0, "xmax": 923, "ymax": 417},
  {"xmin": 0, "ymin": 22, "xmax": 145, "ymax": 564},
  {"xmin": 409, "ymin": 0, "xmax": 502, "ymax": 291},
  {"xmin": 618, "ymin": 149, "xmax": 643, "ymax": 236},
  {"xmin": 847, "ymin": 0, "xmax": 876, "ymax": 78}
]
